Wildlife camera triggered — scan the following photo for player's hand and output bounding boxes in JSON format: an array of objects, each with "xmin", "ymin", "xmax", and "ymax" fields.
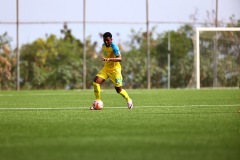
[{"xmin": 102, "ymin": 57, "xmax": 109, "ymax": 61}]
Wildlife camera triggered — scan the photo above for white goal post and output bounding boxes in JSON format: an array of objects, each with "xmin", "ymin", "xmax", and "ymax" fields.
[{"xmin": 196, "ymin": 27, "xmax": 240, "ymax": 89}]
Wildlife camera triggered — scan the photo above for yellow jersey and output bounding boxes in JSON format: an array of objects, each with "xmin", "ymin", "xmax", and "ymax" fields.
[{"xmin": 102, "ymin": 43, "xmax": 121, "ymax": 71}]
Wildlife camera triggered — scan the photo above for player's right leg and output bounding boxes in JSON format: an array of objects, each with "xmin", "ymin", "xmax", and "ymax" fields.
[
  {"xmin": 92, "ymin": 68, "xmax": 108, "ymax": 107},
  {"xmin": 93, "ymin": 76, "xmax": 105, "ymax": 100},
  {"xmin": 90, "ymin": 77, "xmax": 105, "ymax": 110}
]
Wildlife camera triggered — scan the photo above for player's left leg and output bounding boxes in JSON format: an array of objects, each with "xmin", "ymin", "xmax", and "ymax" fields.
[
  {"xmin": 110, "ymin": 71, "xmax": 133, "ymax": 109},
  {"xmin": 115, "ymin": 87, "xmax": 130, "ymax": 101},
  {"xmin": 115, "ymin": 87, "xmax": 133, "ymax": 109}
]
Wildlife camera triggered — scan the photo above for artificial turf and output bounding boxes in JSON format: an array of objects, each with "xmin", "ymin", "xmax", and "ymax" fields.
[{"xmin": 0, "ymin": 89, "xmax": 239, "ymax": 160}]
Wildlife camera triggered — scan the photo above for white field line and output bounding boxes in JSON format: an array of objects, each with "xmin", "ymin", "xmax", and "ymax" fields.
[
  {"xmin": 0, "ymin": 104, "xmax": 239, "ymax": 110},
  {"xmin": 0, "ymin": 107, "xmax": 81, "ymax": 110}
]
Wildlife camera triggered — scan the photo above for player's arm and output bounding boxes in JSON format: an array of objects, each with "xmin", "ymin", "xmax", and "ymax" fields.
[
  {"xmin": 102, "ymin": 55, "xmax": 122, "ymax": 62},
  {"xmin": 102, "ymin": 43, "xmax": 122, "ymax": 62}
]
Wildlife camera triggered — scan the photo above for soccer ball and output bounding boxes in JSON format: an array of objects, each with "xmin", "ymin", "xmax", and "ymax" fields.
[{"xmin": 92, "ymin": 99, "xmax": 104, "ymax": 110}]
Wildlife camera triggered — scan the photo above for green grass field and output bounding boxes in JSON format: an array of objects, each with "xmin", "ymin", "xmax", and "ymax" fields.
[{"xmin": 0, "ymin": 89, "xmax": 240, "ymax": 160}]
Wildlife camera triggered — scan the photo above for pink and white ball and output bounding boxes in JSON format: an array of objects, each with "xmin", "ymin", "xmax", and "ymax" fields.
[{"xmin": 92, "ymin": 100, "xmax": 104, "ymax": 110}]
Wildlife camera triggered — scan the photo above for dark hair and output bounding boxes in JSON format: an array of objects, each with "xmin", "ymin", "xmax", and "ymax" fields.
[{"xmin": 103, "ymin": 32, "xmax": 112, "ymax": 38}]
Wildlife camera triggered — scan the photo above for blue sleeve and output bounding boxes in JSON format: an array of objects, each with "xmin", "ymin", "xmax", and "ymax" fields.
[{"xmin": 111, "ymin": 43, "xmax": 120, "ymax": 56}]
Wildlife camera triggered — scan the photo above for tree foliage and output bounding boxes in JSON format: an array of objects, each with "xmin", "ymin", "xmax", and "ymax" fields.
[
  {"xmin": 20, "ymin": 24, "xmax": 90, "ymax": 89},
  {"xmin": 155, "ymin": 25, "xmax": 194, "ymax": 88},
  {"xmin": 0, "ymin": 32, "xmax": 15, "ymax": 90},
  {"xmin": 1, "ymin": 18, "xmax": 240, "ymax": 90}
]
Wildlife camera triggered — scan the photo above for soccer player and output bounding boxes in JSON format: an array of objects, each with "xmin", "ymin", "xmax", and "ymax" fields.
[{"xmin": 91, "ymin": 32, "xmax": 133, "ymax": 110}]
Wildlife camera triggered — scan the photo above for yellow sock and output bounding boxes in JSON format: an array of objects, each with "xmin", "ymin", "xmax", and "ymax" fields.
[
  {"xmin": 93, "ymin": 82, "xmax": 100, "ymax": 100},
  {"xmin": 119, "ymin": 89, "xmax": 131, "ymax": 102}
]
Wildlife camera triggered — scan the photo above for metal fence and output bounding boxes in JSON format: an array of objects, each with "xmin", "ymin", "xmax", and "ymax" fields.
[{"xmin": 0, "ymin": 0, "xmax": 229, "ymax": 90}]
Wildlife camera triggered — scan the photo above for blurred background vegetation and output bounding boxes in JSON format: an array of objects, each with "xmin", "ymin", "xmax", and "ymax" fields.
[{"xmin": 0, "ymin": 16, "xmax": 240, "ymax": 90}]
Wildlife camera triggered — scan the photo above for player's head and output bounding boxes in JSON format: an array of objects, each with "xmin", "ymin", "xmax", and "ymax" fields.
[{"xmin": 103, "ymin": 32, "xmax": 112, "ymax": 47}]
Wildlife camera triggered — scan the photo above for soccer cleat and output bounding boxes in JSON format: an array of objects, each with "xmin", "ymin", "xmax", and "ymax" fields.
[
  {"xmin": 127, "ymin": 99, "xmax": 133, "ymax": 109},
  {"xmin": 90, "ymin": 106, "xmax": 95, "ymax": 110}
]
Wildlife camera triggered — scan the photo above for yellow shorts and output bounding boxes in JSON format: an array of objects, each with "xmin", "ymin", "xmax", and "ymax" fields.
[{"xmin": 96, "ymin": 68, "xmax": 123, "ymax": 87}]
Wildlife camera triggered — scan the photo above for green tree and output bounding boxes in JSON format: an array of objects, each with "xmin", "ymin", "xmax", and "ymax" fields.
[
  {"xmin": 20, "ymin": 36, "xmax": 57, "ymax": 89},
  {"xmin": 155, "ymin": 25, "xmax": 194, "ymax": 88},
  {"xmin": 0, "ymin": 32, "xmax": 15, "ymax": 90},
  {"xmin": 20, "ymin": 24, "xmax": 98, "ymax": 89}
]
